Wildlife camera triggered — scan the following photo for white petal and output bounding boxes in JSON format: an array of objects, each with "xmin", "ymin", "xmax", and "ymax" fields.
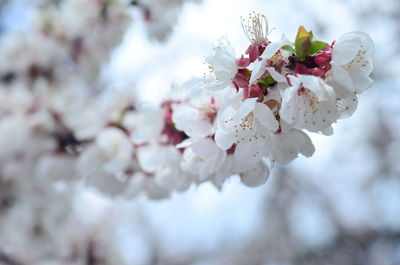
[
  {"xmin": 266, "ymin": 67, "xmax": 286, "ymax": 83},
  {"xmin": 137, "ymin": 145, "xmax": 165, "ymax": 173},
  {"xmin": 192, "ymin": 138, "xmax": 220, "ymax": 160},
  {"xmin": 348, "ymin": 68, "xmax": 373, "ymax": 93},
  {"xmin": 206, "ymin": 40, "xmax": 238, "ymax": 87},
  {"xmin": 253, "ymin": 102, "xmax": 279, "ymax": 132},
  {"xmin": 300, "ymin": 75, "xmax": 332, "ymax": 99},
  {"xmin": 176, "ymin": 138, "xmax": 195, "ymax": 149},
  {"xmin": 181, "ymin": 139, "xmax": 226, "ymax": 181},
  {"xmin": 234, "ymin": 98, "xmax": 257, "ymax": 122},
  {"xmin": 261, "ymin": 33, "xmax": 290, "ymax": 59},
  {"xmin": 321, "ymin": 126, "xmax": 334, "ymax": 136},
  {"xmin": 280, "ymin": 76, "xmax": 339, "ymax": 132},
  {"xmin": 336, "ymin": 94, "xmax": 358, "ymax": 119},
  {"xmin": 336, "ymin": 32, "xmax": 374, "ymax": 59},
  {"xmin": 132, "ymin": 108, "xmax": 164, "ymax": 144},
  {"xmin": 331, "ymin": 63, "xmax": 354, "ymax": 92},
  {"xmin": 249, "ymin": 59, "xmax": 267, "ymax": 85},
  {"xmin": 234, "ymin": 141, "xmax": 266, "ymax": 166},
  {"xmin": 239, "ymin": 159, "xmax": 270, "ymax": 187},
  {"xmin": 214, "ymin": 128, "xmax": 235, "ymax": 150},
  {"xmin": 145, "ymin": 181, "xmax": 170, "ymax": 200},
  {"xmin": 269, "ymin": 129, "xmax": 315, "ymax": 165},
  {"xmin": 332, "ymin": 36, "xmax": 361, "ymax": 65}
]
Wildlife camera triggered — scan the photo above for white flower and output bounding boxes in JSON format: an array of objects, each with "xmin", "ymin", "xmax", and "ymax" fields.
[
  {"xmin": 130, "ymin": 107, "xmax": 164, "ymax": 144},
  {"xmin": 0, "ymin": 83, "xmax": 34, "ymax": 114},
  {"xmin": 0, "ymin": 183, "xmax": 72, "ymax": 261},
  {"xmin": 137, "ymin": 143, "xmax": 192, "ymax": 192},
  {"xmin": 126, "ymin": 172, "xmax": 170, "ymax": 200},
  {"xmin": 204, "ymin": 39, "xmax": 238, "ymax": 90},
  {"xmin": 238, "ymin": 158, "xmax": 270, "ymax": 187},
  {"xmin": 52, "ymin": 83, "xmax": 107, "ymax": 140},
  {"xmin": 268, "ymin": 129, "xmax": 315, "ymax": 165},
  {"xmin": 330, "ymin": 31, "xmax": 374, "ymax": 94},
  {"xmin": 171, "ymin": 89, "xmax": 218, "ymax": 139},
  {"xmin": 179, "ymin": 138, "xmax": 226, "ymax": 181},
  {"xmin": 280, "ymin": 74, "xmax": 339, "ymax": 133},
  {"xmin": 35, "ymin": 155, "xmax": 78, "ymax": 182},
  {"xmin": 78, "ymin": 147, "xmax": 130, "ymax": 197},
  {"xmin": 327, "ymin": 32, "xmax": 373, "ymax": 120},
  {"xmin": 0, "ymin": 112, "xmax": 55, "ymax": 160},
  {"xmin": 215, "ymin": 97, "xmax": 279, "ymax": 166},
  {"xmin": 210, "ymin": 155, "xmax": 236, "ymax": 189},
  {"xmin": 78, "ymin": 127, "xmax": 134, "ymax": 196},
  {"xmin": 249, "ymin": 34, "xmax": 290, "ymax": 85},
  {"xmin": 95, "ymin": 128, "xmax": 133, "ymax": 175},
  {"xmin": 325, "ymin": 78, "xmax": 359, "ymax": 119}
]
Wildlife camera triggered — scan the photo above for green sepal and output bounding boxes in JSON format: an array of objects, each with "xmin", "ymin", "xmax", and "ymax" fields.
[
  {"xmin": 258, "ymin": 75, "xmax": 276, "ymax": 86},
  {"xmin": 282, "ymin": 45, "xmax": 296, "ymax": 53},
  {"xmin": 295, "ymin": 38, "xmax": 312, "ymax": 61},
  {"xmin": 294, "ymin": 26, "xmax": 313, "ymax": 61},
  {"xmin": 308, "ymin": 41, "xmax": 329, "ymax": 55},
  {"xmin": 295, "ymin": 26, "xmax": 310, "ymax": 42}
]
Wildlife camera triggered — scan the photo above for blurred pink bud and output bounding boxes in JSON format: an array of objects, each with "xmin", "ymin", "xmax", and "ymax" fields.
[{"xmin": 315, "ymin": 53, "xmax": 331, "ymax": 67}]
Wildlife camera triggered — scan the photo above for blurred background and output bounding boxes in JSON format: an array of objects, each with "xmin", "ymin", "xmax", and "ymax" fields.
[{"xmin": 1, "ymin": 0, "xmax": 400, "ymax": 264}]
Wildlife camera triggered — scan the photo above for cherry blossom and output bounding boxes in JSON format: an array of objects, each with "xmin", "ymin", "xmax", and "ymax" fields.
[
  {"xmin": 171, "ymin": 88, "xmax": 219, "ymax": 139},
  {"xmin": 215, "ymin": 97, "xmax": 279, "ymax": 166},
  {"xmin": 179, "ymin": 138, "xmax": 227, "ymax": 181},
  {"xmin": 204, "ymin": 39, "xmax": 238, "ymax": 90},
  {"xmin": 330, "ymin": 32, "xmax": 374, "ymax": 94},
  {"xmin": 280, "ymin": 74, "xmax": 339, "ymax": 132}
]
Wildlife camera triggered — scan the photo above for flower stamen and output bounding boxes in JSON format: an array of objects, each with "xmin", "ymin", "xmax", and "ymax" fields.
[{"xmin": 241, "ymin": 12, "xmax": 271, "ymax": 46}]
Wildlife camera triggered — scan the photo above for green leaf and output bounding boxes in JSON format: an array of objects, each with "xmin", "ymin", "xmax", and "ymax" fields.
[
  {"xmin": 295, "ymin": 38, "xmax": 312, "ymax": 61},
  {"xmin": 293, "ymin": 25, "xmax": 315, "ymax": 61},
  {"xmin": 282, "ymin": 45, "xmax": 296, "ymax": 53},
  {"xmin": 258, "ymin": 75, "xmax": 276, "ymax": 86},
  {"xmin": 295, "ymin": 26, "xmax": 310, "ymax": 42},
  {"xmin": 308, "ymin": 41, "xmax": 329, "ymax": 55}
]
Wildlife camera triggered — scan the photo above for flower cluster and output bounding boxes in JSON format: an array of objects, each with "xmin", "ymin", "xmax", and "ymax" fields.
[
  {"xmin": 155, "ymin": 12, "xmax": 374, "ymax": 187},
  {"xmin": 97, "ymin": 14, "xmax": 373, "ymax": 194}
]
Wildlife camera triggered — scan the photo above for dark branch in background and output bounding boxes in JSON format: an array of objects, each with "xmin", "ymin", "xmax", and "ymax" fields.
[
  {"xmin": 86, "ymin": 240, "xmax": 105, "ymax": 265},
  {"xmin": 1, "ymin": 72, "xmax": 16, "ymax": 84},
  {"xmin": 0, "ymin": 178, "xmax": 15, "ymax": 215},
  {"xmin": 0, "ymin": 249, "xmax": 23, "ymax": 265},
  {"xmin": 129, "ymin": 0, "xmax": 151, "ymax": 21},
  {"xmin": 50, "ymin": 112, "xmax": 92, "ymax": 154},
  {"xmin": 295, "ymin": 231, "xmax": 400, "ymax": 265}
]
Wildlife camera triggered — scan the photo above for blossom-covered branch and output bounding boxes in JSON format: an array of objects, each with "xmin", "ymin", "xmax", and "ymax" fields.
[
  {"xmin": 0, "ymin": 3, "xmax": 374, "ymax": 264},
  {"xmin": 125, "ymin": 12, "xmax": 373, "ymax": 191}
]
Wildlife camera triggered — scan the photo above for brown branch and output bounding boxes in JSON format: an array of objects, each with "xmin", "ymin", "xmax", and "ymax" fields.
[{"xmin": 0, "ymin": 250, "xmax": 23, "ymax": 265}]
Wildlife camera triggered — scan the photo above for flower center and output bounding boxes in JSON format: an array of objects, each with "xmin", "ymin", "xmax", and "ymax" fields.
[{"xmin": 241, "ymin": 12, "xmax": 269, "ymax": 46}]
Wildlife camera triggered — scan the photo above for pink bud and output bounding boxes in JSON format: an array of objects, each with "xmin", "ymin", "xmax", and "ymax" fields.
[
  {"xmin": 265, "ymin": 99, "xmax": 278, "ymax": 109},
  {"xmin": 233, "ymin": 72, "xmax": 249, "ymax": 89},
  {"xmin": 246, "ymin": 44, "xmax": 260, "ymax": 63},
  {"xmin": 295, "ymin": 63, "xmax": 309, "ymax": 75},
  {"xmin": 308, "ymin": 68, "xmax": 325, "ymax": 77},
  {"xmin": 249, "ymin": 84, "xmax": 262, "ymax": 99},
  {"xmin": 236, "ymin": 58, "xmax": 251, "ymax": 69},
  {"xmin": 315, "ymin": 53, "xmax": 331, "ymax": 67},
  {"xmin": 233, "ymin": 81, "xmax": 239, "ymax": 92},
  {"xmin": 243, "ymin": 87, "xmax": 249, "ymax": 100}
]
